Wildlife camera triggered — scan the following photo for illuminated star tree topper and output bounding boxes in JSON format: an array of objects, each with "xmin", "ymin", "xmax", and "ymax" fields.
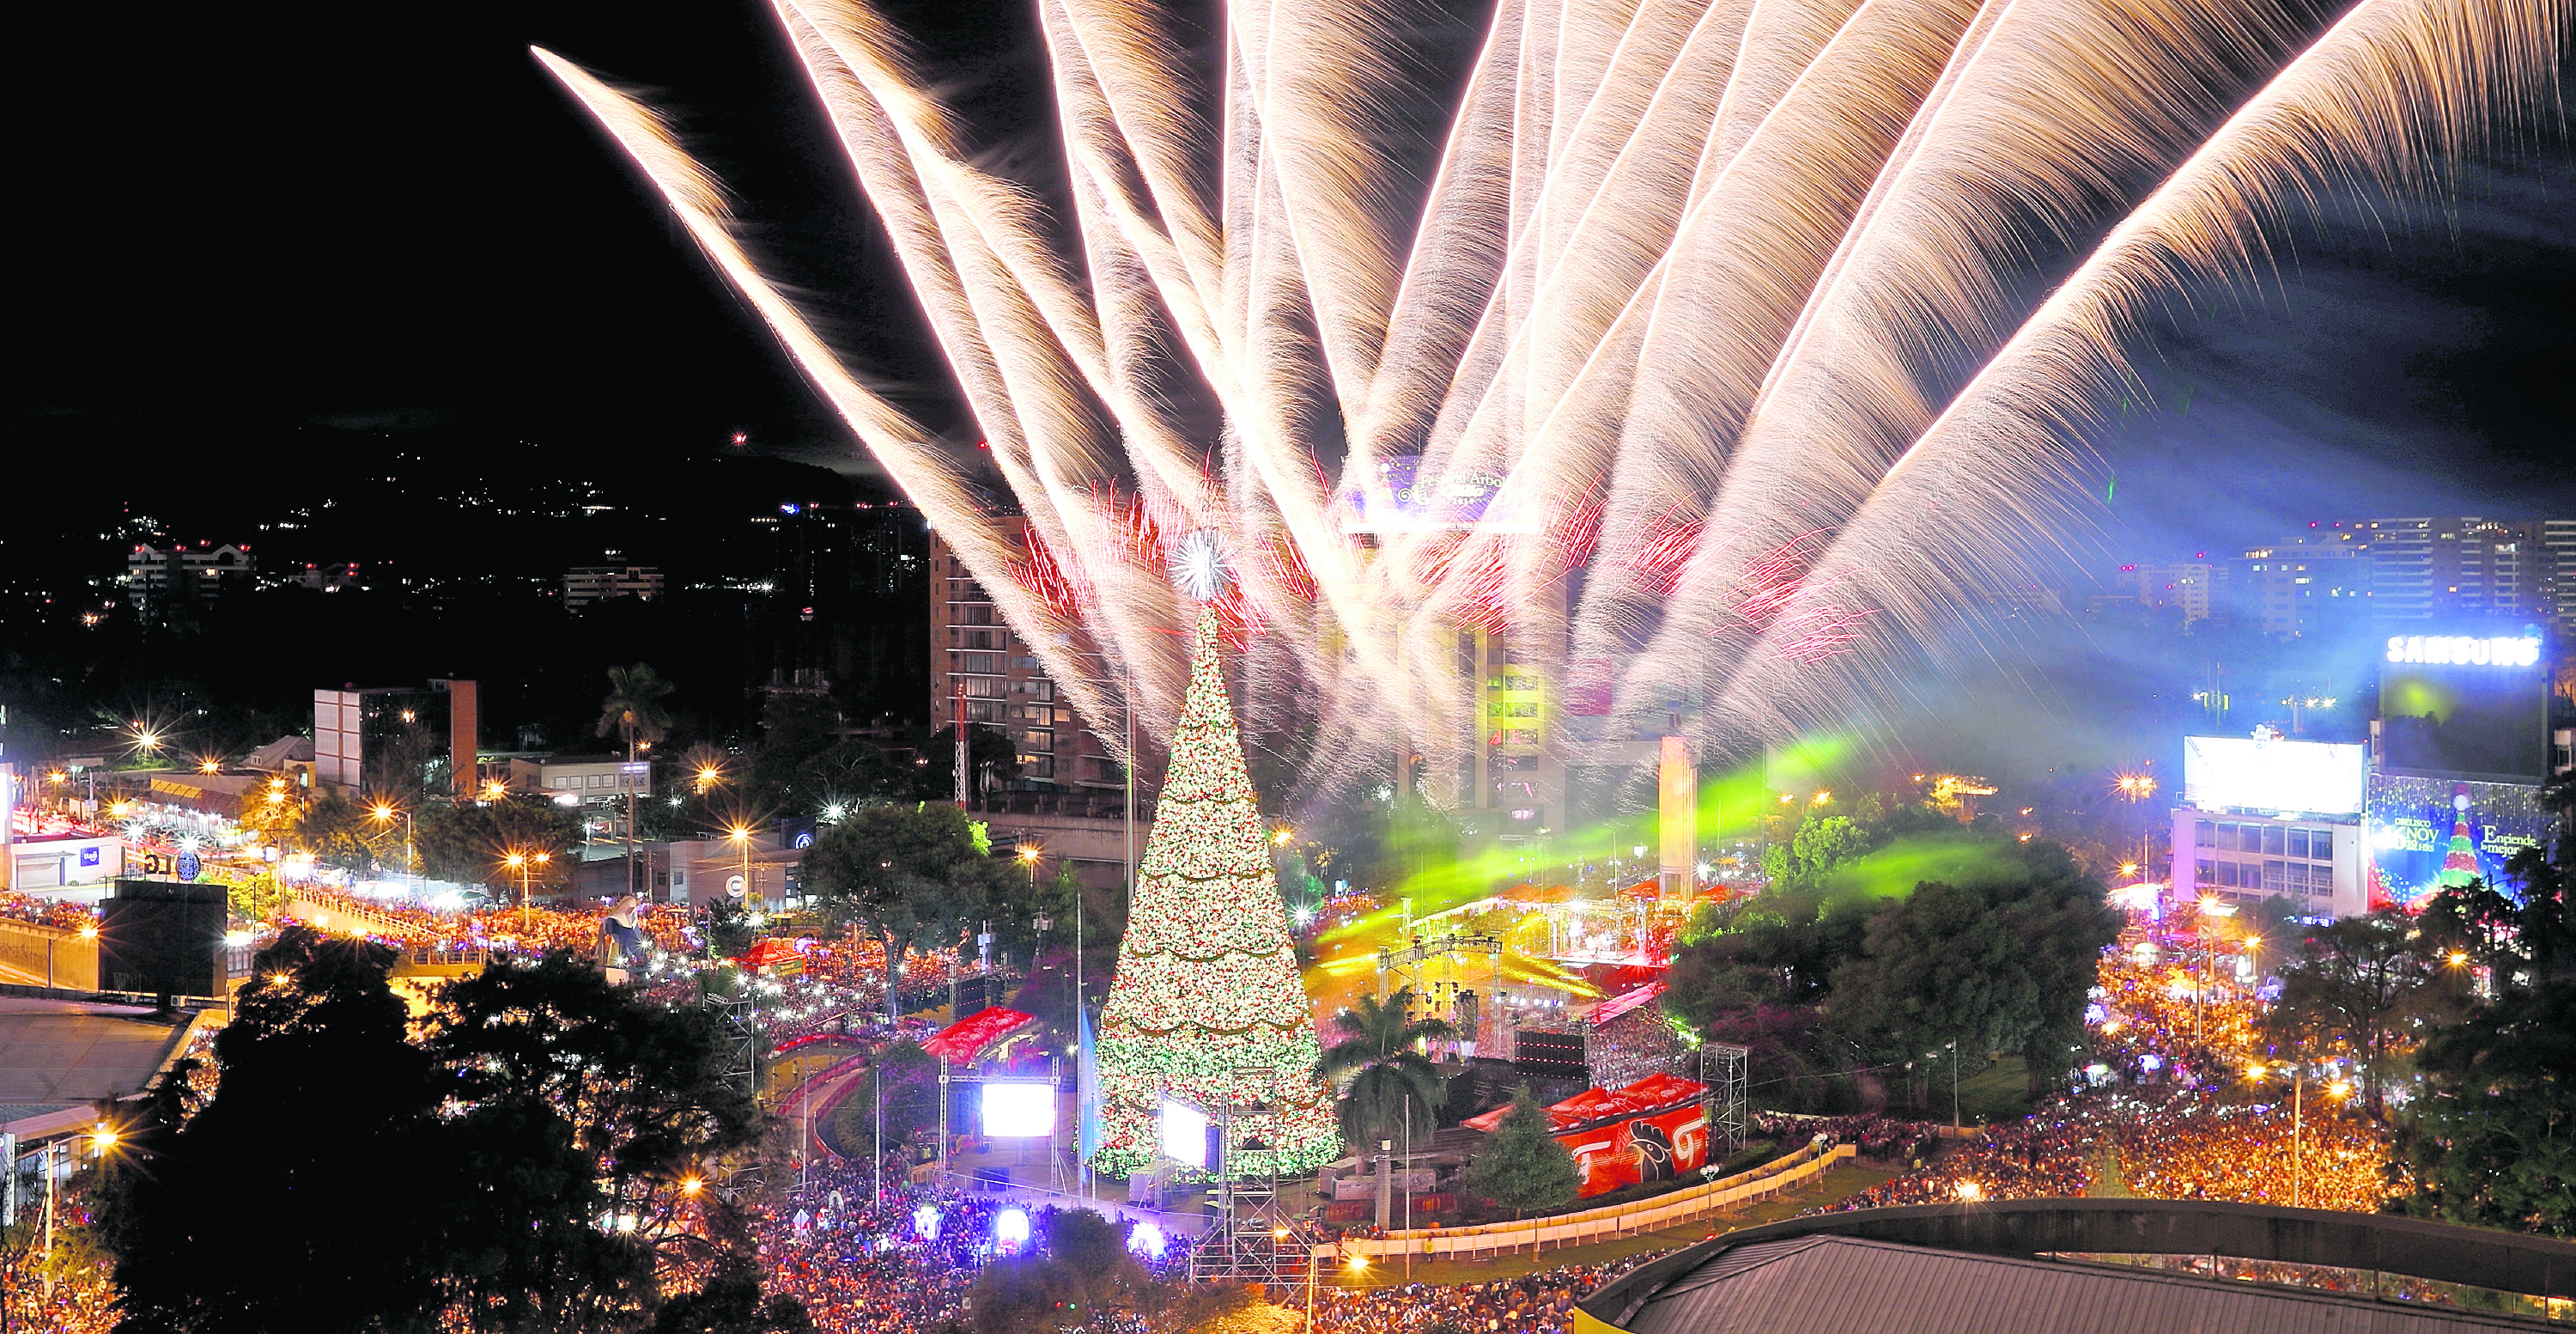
[{"xmin": 1168, "ymin": 528, "xmax": 1232, "ymax": 604}]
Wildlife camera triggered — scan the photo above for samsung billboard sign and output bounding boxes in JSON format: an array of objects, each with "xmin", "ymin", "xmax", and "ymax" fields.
[
  {"xmin": 2379, "ymin": 626, "xmax": 2549, "ymax": 784},
  {"xmin": 2385, "ymin": 635, "xmax": 2542, "ymax": 667}
]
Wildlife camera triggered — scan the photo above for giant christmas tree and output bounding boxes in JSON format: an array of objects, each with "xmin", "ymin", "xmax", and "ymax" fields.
[{"xmin": 1091, "ymin": 606, "xmax": 1339, "ymax": 1178}]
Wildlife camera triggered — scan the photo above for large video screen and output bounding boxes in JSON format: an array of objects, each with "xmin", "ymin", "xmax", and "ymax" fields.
[
  {"xmin": 981, "ymin": 1082, "xmax": 1055, "ymax": 1138},
  {"xmin": 2380, "ymin": 632, "xmax": 2549, "ymax": 783},
  {"xmin": 2182, "ymin": 737, "xmax": 2367, "ymax": 816},
  {"xmin": 2366, "ymin": 774, "xmax": 2554, "ymax": 908},
  {"xmin": 1157, "ymin": 1097, "xmax": 1210, "ymax": 1171}
]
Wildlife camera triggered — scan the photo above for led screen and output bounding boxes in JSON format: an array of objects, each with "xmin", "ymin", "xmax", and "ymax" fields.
[
  {"xmin": 2366, "ymin": 774, "xmax": 2553, "ymax": 908},
  {"xmin": 1157, "ymin": 1097, "xmax": 1210, "ymax": 1171},
  {"xmin": 981, "ymin": 1082, "xmax": 1056, "ymax": 1138},
  {"xmin": 2379, "ymin": 632, "xmax": 2549, "ymax": 783},
  {"xmin": 2182, "ymin": 737, "xmax": 2367, "ymax": 816}
]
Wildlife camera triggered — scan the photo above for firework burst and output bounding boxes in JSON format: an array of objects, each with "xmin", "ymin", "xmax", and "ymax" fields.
[{"xmin": 537, "ymin": 0, "xmax": 2561, "ymax": 796}]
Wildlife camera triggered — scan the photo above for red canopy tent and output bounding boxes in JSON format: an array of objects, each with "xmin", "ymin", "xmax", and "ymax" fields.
[
  {"xmin": 921, "ymin": 1006, "xmax": 1036, "ymax": 1063},
  {"xmin": 736, "ymin": 938, "xmax": 804, "ymax": 975}
]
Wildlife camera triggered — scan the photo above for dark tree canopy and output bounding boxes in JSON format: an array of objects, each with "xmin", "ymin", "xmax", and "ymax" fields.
[
  {"xmin": 1665, "ymin": 816, "xmax": 2117, "ymax": 1111},
  {"xmin": 96, "ymin": 940, "xmax": 795, "ymax": 1334},
  {"xmin": 2404, "ymin": 979, "xmax": 2576, "ymax": 1236},
  {"xmin": 415, "ymin": 794, "xmax": 583, "ymax": 887},
  {"xmin": 96, "ymin": 928, "xmax": 446, "ymax": 1334}
]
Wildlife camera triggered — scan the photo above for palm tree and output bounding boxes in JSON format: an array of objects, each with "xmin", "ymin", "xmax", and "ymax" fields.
[
  {"xmin": 597, "ymin": 663, "xmax": 676, "ymax": 899},
  {"xmin": 1317, "ymin": 988, "xmax": 1452, "ymax": 1225}
]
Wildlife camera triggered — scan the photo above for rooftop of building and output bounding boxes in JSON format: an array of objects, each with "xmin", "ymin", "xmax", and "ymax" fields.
[
  {"xmin": 1581, "ymin": 1200, "xmax": 2576, "ymax": 1333},
  {"xmin": 0, "ymin": 995, "xmax": 204, "ymax": 1141}
]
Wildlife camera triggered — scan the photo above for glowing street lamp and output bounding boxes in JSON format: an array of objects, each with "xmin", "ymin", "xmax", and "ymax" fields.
[
  {"xmin": 506, "ymin": 849, "xmax": 553, "ymax": 935},
  {"xmin": 726, "ymin": 825, "xmax": 756, "ymax": 906},
  {"xmin": 370, "ymin": 801, "xmax": 416, "ymax": 876}
]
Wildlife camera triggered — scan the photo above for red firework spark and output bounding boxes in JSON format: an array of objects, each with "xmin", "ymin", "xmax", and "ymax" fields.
[
  {"xmin": 1547, "ymin": 492, "xmax": 1607, "ymax": 567},
  {"xmin": 1265, "ymin": 535, "xmax": 1318, "ymax": 601},
  {"xmin": 1009, "ymin": 534, "xmax": 1084, "ymax": 618},
  {"xmin": 1622, "ymin": 517, "xmax": 1706, "ymax": 595}
]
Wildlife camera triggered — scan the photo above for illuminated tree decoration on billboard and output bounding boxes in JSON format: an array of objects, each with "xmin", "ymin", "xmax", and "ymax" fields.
[{"xmin": 1091, "ymin": 608, "xmax": 1337, "ymax": 1177}]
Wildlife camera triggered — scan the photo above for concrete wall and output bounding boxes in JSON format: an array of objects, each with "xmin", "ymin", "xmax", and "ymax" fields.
[{"xmin": 0, "ymin": 919, "xmax": 99, "ymax": 991}]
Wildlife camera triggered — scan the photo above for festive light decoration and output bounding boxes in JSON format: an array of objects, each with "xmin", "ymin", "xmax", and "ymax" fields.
[{"xmin": 1092, "ymin": 610, "xmax": 1337, "ymax": 1177}]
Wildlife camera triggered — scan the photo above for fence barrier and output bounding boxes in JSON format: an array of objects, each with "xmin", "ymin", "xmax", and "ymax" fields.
[{"xmin": 1324, "ymin": 1138, "xmax": 1858, "ymax": 1262}]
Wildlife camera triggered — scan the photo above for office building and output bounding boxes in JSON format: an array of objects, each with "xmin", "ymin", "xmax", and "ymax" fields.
[
  {"xmin": 313, "ymin": 679, "xmax": 477, "ymax": 795},
  {"xmin": 2170, "ymin": 734, "xmax": 2369, "ymax": 918},
  {"xmin": 507, "ymin": 754, "xmax": 652, "ymax": 806}
]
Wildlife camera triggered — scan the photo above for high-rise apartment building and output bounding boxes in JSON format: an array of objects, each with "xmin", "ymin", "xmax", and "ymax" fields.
[
  {"xmin": 2275, "ymin": 518, "xmax": 2573, "ymax": 632},
  {"xmin": 2110, "ymin": 561, "xmax": 2222, "ymax": 624},
  {"xmin": 2233, "ymin": 545, "xmax": 2368, "ymax": 638},
  {"xmin": 745, "ymin": 499, "xmax": 927, "ymax": 716},
  {"xmin": 927, "ymin": 516, "xmax": 1122, "ymax": 795},
  {"xmin": 563, "ymin": 552, "xmax": 665, "ymax": 608},
  {"xmin": 124, "ymin": 542, "xmax": 255, "ymax": 614}
]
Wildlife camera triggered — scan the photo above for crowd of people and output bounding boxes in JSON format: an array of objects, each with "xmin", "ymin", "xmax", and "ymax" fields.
[
  {"xmin": 1751, "ymin": 1112, "xmax": 1941, "ymax": 1164},
  {"xmin": 0, "ymin": 887, "xmax": 100, "ymax": 932},
  {"xmin": 1835, "ymin": 913, "xmax": 2400, "ymax": 1215},
  {"xmin": 1307, "ymin": 1258, "xmax": 1654, "ymax": 1334}
]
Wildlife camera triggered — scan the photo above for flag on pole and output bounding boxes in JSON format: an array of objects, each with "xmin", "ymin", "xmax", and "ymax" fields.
[{"xmin": 1078, "ymin": 999, "xmax": 1101, "ymax": 1162}]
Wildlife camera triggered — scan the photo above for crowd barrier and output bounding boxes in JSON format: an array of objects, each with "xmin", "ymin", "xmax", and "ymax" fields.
[
  {"xmin": 1325, "ymin": 1138, "xmax": 1857, "ymax": 1261},
  {"xmin": 283, "ymin": 893, "xmax": 439, "ymax": 942}
]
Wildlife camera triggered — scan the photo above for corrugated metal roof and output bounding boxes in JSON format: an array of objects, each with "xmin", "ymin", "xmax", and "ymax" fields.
[{"xmin": 1625, "ymin": 1235, "xmax": 2549, "ymax": 1334}]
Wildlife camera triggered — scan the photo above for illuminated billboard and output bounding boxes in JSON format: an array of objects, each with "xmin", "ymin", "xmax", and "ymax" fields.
[
  {"xmin": 1157, "ymin": 1096, "xmax": 1211, "ymax": 1171},
  {"xmin": 2366, "ymin": 774, "xmax": 2553, "ymax": 908},
  {"xmin": 2182, "ymin": 736, "xmax": 2367, "ymax": 816},
  {"xmin": 981, "ymin": 1082, "xmax": 1056, "ymax": 1138},
  {"xmin": 2380, "ymin": 630, "xmax": 2549, "ymax": 783}
]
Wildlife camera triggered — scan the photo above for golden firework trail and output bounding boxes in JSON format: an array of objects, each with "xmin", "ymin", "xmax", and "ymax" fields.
[{"xmin": 536, "ymin": 0, "xmax": 2561, "ymax": 794}]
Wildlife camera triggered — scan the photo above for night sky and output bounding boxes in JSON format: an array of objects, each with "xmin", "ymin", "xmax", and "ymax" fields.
[{"xmin": 11, "ymin": 0, "xmax": 2571, "ymax": 559}]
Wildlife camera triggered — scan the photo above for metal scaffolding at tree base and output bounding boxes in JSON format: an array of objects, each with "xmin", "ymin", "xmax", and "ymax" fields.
[
  {"xmin": 1700, "ymin": 1043, "xmax": 1749, "ymax": 1158},
  {"xmin": 1188, "ymin": 1071, "xmax": 1308, "ymax": 1285}
]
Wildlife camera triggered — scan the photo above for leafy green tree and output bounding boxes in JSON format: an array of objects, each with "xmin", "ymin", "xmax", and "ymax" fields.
[
  {"xmin": 2271, "ymin": 909, "xmax": 2447, "ymax": 1114},
  {"xmin": 1317, "ymin": 989, "xmax": 1449, "ymax": 1152},
  {"xmin": 801, "ymin": 803, "xmax": 1016, "ymax": 1025},
  {"xmin": 2418, "ymin": 878, "xmax": 2519, "ymax": 990},
  {"xmin": 598, "ymin": 663, "xmax": 677, "ymax": 900},
  {"xmin": 415, "ymin": 795, "xmax": 582, "ymax": 887},
  {"xmin": 291, "ymin": 788, "xmax": 380, "ymax": 869},
  {"xmin": 1789, "ymin": 816, "xmax": 1867, "ymax": 880},
  {"xmin": 1463, "ymin": 1087, "xmax": 1579, "ymax": 1218},
  {"xmin": 2403, "ymin": 979, "xmax": 2576, "ymax": 1235},
  {"xmin": 95, "ymin": 927, "xmax": 448, "ymax": 1334},
  {"xmin": 1827, "ymin": 842, "xmax": 2117, "ymax": 1106}
]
